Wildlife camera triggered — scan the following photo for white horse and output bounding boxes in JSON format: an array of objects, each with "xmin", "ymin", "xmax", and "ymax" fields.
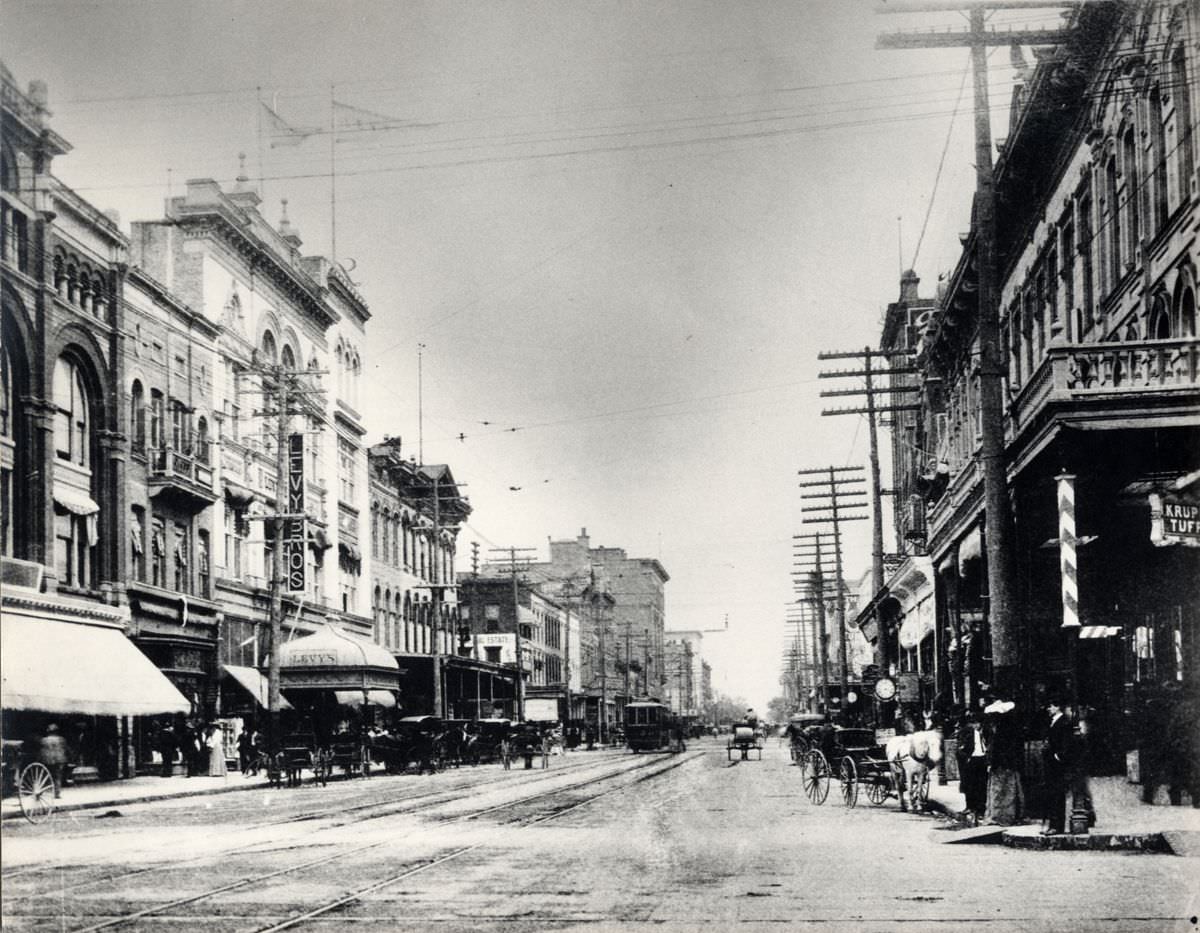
[{"xmin": 885, "ymin": 730, "xmax": 944, "ymax": 812}]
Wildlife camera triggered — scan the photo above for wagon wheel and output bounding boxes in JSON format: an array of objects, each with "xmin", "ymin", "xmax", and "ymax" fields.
[
  {"xmin": 865, "ymin": 774, "xmax": 890, "ymax": 806},
  {"xmin": 839, "ymin": 756, "xmax": 858, "ymax": 809},
  {"xmin": 18, "ymin": 762, "xmax": 55, "ymax": 824},
  {"xmin": 802, "ymin": 749, "xmax": 830, "ymax": 804}
]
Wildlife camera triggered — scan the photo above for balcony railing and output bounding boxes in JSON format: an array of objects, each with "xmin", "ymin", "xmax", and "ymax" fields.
[
  {"xmin": 1009, "ymin": 337, "xmax": 1200, "ymax": 438},
  {"xmin": 148, "ymin": 439, "xmax": 215, "ymax": 498}
]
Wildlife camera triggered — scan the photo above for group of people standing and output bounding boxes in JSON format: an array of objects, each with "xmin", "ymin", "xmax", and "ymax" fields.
[
  {"xmin": 952, "ymin": 692, "xmax": 1091, "ymax": 834},
  {"xmin": 154, "ymin": 718, "xmax": 230, "ymax": 778}
]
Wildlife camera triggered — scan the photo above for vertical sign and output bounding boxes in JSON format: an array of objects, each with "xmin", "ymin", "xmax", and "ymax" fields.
[{"xmin": 285, "ymin": 433, "xmax": 306, "ymax": 592}]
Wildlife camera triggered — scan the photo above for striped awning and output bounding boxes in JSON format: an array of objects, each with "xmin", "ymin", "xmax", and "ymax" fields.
[{"xmin": 1077, "ymin": 625, "xmax": 1122, "ymax": 639}]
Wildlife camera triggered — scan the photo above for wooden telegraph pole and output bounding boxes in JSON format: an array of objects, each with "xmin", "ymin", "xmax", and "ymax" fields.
[
  {"xmin": 876, "ymin": 0, "xmax": 1076, "ymax": 692},
  {"xmin": 819, "ymin": 347, "xmax": 921, "ymax": 671},
  {"xmin": 490, "ymin": 546, "xmax": 536, "ymax": 721},
  {"xmin": 799, "ymin": 467, "xmax": 869, "ymax": 708},
  {"xmin": 792, "ymin": 531, "xmax": 836, "ymax": 712}
]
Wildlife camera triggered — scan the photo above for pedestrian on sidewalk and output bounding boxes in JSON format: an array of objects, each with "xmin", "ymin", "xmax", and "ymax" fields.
[
  {"xmin": 1040, "ymin": 695, "xmax": 1075, "ymax": 835},
  {"xmin": 984, "ymin": 694, "xmax": 1025, "ymax": 826},
  {"xmin": 206, "ymin": 724, "xmax": 228, "ymax": 777},
  {"xmin": 237, "ymin": 727, "xmax": 255, "ymax": 775},
  {"xmin": 38, "ymin": 724, "xmax": 68, "ymax": 799},
  {"xmin": 954, "ymin": 708, "xmax": 988, "ymax": 824},
  {"xmin": 157, "ymin": 721, "xmax": 176, "ymax": 778}
]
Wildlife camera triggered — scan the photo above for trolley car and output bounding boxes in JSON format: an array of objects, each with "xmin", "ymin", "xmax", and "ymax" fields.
[{"xmin": 624, "ymin": 701, "xmax": 672, "ymax": 752}]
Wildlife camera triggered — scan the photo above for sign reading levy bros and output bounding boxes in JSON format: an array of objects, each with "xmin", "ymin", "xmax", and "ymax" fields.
[
  {"xmin": 1150, "ymin": 493, "xmax": 1200, "ymax": 548},
  {"xmin": 285, "ymin": 433, "xmax": 306, "ymax": 591}
]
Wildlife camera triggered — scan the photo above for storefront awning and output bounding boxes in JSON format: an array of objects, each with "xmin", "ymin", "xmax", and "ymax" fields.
[
  {"xmin": 223, "ymin": 664, "xmax": 292, "ymax": 710},
  {"xmin": 1078, "ymin": 625, "xmax": 1122, "ymax": 639},
  {"xmin": 53, "ymin": 483, "xmax": 100, "ymax": 516},
  {"xmin": 334, "ymin": 689, "xmax": 396, "ymax": 707},
  {"xmin": 2, "ymin": 615, "xmax": 190, "ymax": 716}
]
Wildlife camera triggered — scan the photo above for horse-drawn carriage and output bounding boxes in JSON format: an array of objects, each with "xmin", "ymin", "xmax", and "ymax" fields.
[
  {"xmin": 726, "ymin": 721, "xmax": 764, "ymax": 761},
  {"xmin": 798, "ymin": 726, "xmax": 941, "ymax": 811},
  {"xmin": 2, "ymin": 739, "xmax": 56, "ymax": 824},
  {"xmin": 784, "ymin": 713, "xmax": 827, "ymax": 763},
  {"xmin": 370, "ymin": 716, "xmax": 447, "ymax": 774}
]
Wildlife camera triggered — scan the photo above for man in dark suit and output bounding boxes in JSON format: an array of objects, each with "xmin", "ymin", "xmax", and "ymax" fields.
[{"xmin": 1042, "ymin": 694, "xmax": 1076, "ymax": 835}]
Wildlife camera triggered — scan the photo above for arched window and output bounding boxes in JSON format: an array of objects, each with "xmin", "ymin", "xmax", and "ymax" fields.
[
  {"xmin": 1149, "ymin": 295, "xmax": 1171, "ymax": 339},
  {"xmin": 371, "ymin": 505, "xmax": 380, "ymax": 560},
  {"xmin": 1149, "ymin": 85, "xmax": 1169, "ymax": 231},
  {"xmin": 1179, "ymin": 287, "xmax": 1197, "ymax": 338},
  {"xmin": 130, "ymin": 380, "xmax": 146, "ymax": 452},
  {"xmin": 1105, "ymin": 155, "xmax": 1121, "ymax": 291},
  {"xmin": 280, "ymin": 344, "xmax": 296, "ymax": 371},
  {"xmin": 380, "ymin": 510, "xmax": 390, "ymax": 563},
  {"xmin": 1173, "ymin": 49, "xmax": 1194, "ymax": 210},
  {"xmin": 260, "ymin": 330, "xmax": 277, "ymax": 365},
  {"xmin": 1121, "ymin": 126, "xmax": 1139, "ymax": 261},
  {"xmin": 53, "ymin": 357, "xmax": 90, "ymax": 467},
  {"xmin": 391, "ymin": 516, "xmax": 400, "ymax": 567}
]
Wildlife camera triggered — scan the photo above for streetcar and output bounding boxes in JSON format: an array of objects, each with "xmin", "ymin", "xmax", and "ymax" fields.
[{"xmin": 623, "ymin": 701, "xmax": 674, "ymax": 752}]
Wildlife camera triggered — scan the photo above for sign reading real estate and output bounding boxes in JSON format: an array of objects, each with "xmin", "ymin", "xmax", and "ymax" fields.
[
  {"xmin": 1149, "ymin": 493, "xmax": 1200, "ymax": 548},
  {"xmin": 285, "ymin": 433, "xmax": 306, "ymax": 592}
]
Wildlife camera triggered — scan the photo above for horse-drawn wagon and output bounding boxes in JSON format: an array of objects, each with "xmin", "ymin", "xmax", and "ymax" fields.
[{"xmin": 726, "ymin": 721, "xmax": 763, "ymax": 761}]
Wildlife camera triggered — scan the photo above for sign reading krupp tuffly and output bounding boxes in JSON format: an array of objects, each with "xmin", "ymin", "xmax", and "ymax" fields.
[
  {"xmin": 285, "ymin": 433, "xmax": 307, "ymax": 591},
  {"xmin": 1149, "ymin": 493, "xmax": 1200, "ymax": 548}
]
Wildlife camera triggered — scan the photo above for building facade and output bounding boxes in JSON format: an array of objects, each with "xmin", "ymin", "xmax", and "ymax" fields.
[
  {"xmin": 130, "ymin": 173, "xmax": 375, "ymax": 737},
  {"xmin": 862, "ymin": 1, "xmax": 1198, "ymax": 773},
  {"xmin": 2, "ymin": 64, "xmax": 189, "ymax": 781}
]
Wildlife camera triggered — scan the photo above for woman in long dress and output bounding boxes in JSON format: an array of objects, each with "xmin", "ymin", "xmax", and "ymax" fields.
[{"xmin": 207, "ymin": 725, "xmax": 228, "ymax": 777}]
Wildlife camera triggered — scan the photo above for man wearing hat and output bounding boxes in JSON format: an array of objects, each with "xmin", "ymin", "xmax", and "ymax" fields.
[{"xmin": 1042, "ymin": 694, "xmax": 1076, "ymax": 835}]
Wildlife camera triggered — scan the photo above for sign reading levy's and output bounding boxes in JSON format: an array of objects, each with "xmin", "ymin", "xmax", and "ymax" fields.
[
  {"xmin": 1150, "ymin": 492, "xmax": 1200, "ymax": 548},
  {"xmin": 285, "ymin": 433, "xmax": 306, "ymax": 591}
]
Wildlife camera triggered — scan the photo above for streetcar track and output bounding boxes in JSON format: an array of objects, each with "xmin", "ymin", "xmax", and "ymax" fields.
[
  {"xmin": 42, "ymin": 751, "xmax": 701, "ymax": 933},
  {"xmin": 251, "ymin": 751, "xmax": 700, "ymax": 933},
  {"xmin": 0, "ymin": 752, "xmax": 634, "ymax": 896}
]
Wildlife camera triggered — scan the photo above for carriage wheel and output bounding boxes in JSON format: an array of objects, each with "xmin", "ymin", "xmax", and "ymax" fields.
[
  {"xmin": 18, "ymin": 763, "xmax": 55, "ymax": 824},
  {"xmin": 865, "ymin": 777, "xmax": 889, "ymax": 806},
  {"xmin": 802, "ymin": 749, "xmax": 830, "ymax": 804},
  {"xmin": 839, "ymin": 757, "xmax": 858, "ymax": 809}
]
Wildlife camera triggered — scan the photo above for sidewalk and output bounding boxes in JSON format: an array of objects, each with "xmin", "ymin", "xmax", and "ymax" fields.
[
  {"xmin": 923, "ymin": 774, "xmax": 1200, "ymax": 854},
  {"xmin": 2, "ymin": 770, "xmax": 275, "ymax": 822}
]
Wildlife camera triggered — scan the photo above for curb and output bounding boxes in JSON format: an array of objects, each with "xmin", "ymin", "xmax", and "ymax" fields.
[
  {"xmin": 1001, "ymin": 829, "xmax": 1172, "ymax": 853},
  {"xmin": 1, "ymin": 777, "xmax": 276, "ymax": 823}
]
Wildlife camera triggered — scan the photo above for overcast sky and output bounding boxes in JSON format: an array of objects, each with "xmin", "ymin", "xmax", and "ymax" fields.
[{"xmin": 3, "ymin": 0, "xmax": 1054, "ymax": 711}]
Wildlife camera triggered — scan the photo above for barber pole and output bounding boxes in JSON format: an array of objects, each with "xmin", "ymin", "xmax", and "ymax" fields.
[{"xmin": 1056, "ymin": 473, "xmax": 1080, "ymax": 629}]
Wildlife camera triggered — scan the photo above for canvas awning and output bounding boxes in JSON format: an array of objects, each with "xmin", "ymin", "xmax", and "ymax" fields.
[
  {"xmin": 53, "ymin": 483, "xmax": 99, "ymax": 516},
  {"xmin": 1078, "ymin": 625, "xmax": 1122, "ymax": 639},
  {"xmin": 334, "ymin": 689, "xmax": 396, "ymax": 707},
  {"xmin": 2, "ymin": 615, "xmax": 190, "ymax": 716},
  {"xmin": 223, "ymin": 664, "xmax": 292, "ymax": 710}
]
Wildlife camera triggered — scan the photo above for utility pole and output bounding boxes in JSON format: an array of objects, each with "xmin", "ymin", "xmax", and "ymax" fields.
[
  {"xmin": 490, "ymin": 546, "xmax": 535, "ymax": 721},
  {"xmin": 819, "ymin": 347, "xmax": 921, "ymax": 671},
  {"xmin": 876, "ymin": 0, "xmax": 1074, "ymax": 692},
  {"xmin": 793, "ymin": 531, "xmax": 836, "ymax": 712},
  {"xmin": 799, "ymin": 467, "xmax": 868, "ymax": 706},
  {"xmin": 250, "ymin": 359, "xmax": 325, "ymax": 754}
]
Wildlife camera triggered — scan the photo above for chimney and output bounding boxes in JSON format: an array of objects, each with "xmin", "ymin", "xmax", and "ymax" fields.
[{"xmin": 900, "ymin": 268, "xmax": 920, "ymax": 303}]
